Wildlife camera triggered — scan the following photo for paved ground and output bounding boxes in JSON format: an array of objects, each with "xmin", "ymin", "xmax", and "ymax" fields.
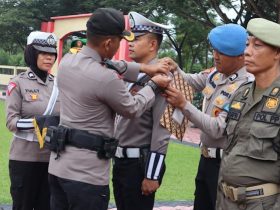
[{"xmin": 0, "ymin": 93, "xmax": 200, "ymax": 210}]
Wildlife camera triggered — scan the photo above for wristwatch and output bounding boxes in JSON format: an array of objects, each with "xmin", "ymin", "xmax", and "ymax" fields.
[{"xmin": 145, "ymin": 79, "xmax": 158, "ymax": 93}]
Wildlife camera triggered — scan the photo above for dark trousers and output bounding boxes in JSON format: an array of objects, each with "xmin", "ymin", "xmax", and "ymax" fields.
[
  {"xmin": 48, "ymin": 174, "xmax": 109, "ymax": 210},
  {"xmin": 9, "ymin": 160, "xmax": 50, "ymax": 210},
  {"xmin": 112, "ymin": 158, "xmax": 165, "ymax": 210},
  {"xmin": 194, "ymin": 156, "xmax": 221, "ymax": 210}
]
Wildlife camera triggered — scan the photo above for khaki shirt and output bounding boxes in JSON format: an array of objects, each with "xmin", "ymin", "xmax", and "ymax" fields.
[
  {"xmin": 220, "ymin": 78, "xmax": 280, "ymax": 186},
  {"xmin": 6, "ymin": 69, "xmax": 60, "ymax": 162},
  {"xmin": 48, "ymin": 46, "xmax": 155, "ymax": 186},
  {"xmin": 179, "ymin": 67, "xmax": 253, "ymax": 148},
  {"xmin": 115, "ymin": 58, "xmax": 170, "ymax": 154}
]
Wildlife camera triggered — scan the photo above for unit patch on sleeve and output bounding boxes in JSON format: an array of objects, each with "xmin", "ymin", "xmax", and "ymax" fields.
[{"xmin": 7, "ymin": 82, "xmax": 17, "ymax": 96}]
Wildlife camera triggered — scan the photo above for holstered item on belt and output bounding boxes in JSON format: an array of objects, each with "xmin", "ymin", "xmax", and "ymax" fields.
[
  {"xmin": 221, "ymin": 182, "xmax": 280, "ymax": 202},
  {"xmin": 139, "ymin": 145, "xmax": 150, "ymax": 172},
  {"xmin": 97, "ymin": 138, "xmax": 118, "ymax": 160},
  {"xmin": 45, "ymin": 125, "xmax": 68, "ymax": 159}
]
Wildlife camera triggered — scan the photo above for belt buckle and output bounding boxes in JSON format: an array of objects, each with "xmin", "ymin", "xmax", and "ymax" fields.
[
  {"xmin": 201, "ymin": 146, "xmax": 210, "ymax": 158},
  {"xmin": 222, "ymin": 183, "xmax": 236, "ymax": 202}
]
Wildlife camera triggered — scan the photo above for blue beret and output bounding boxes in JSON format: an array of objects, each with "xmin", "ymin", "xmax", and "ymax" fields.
[{"xmin": 208, "ymin": 24, "xmax": 248, "ymax": 56}]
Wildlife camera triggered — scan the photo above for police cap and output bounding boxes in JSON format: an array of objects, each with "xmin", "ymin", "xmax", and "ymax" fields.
[
  {"xmin": 208, "ymin": 24, "xmax": 247, "ymax": 56},
  {"xmin": 128, "ymin": 11, "xmax": 172, "ymax": 37},
  {"xmin": 27, "ymin": 31, "xmax": 57, "ymax": 54},
  {"xmin": 87, "ymin": 8, "xmax": 134, "ymax": 41},
  {"xmin": 247, "ymin": 18, "xmax": 280, "ymax": 48}
]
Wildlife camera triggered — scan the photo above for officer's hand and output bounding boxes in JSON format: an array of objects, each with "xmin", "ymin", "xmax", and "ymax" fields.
[
  {"xmin": 141, "ymin": 178, "xmax": 159, "ymax": 196},
  {"xmin": 151, "ymin": 74, "xmax": 172, "ymax": 89},
  {"xmin": 165, "ymin": 86, "xmax": 187, "ymax": 110},
  {"xmin": 159, "ymin": 57, "xmax": 178, "ymax": 72},
  {"xmin": 140, "ymin": 61, "xmax": 170, "ymax": 76}
]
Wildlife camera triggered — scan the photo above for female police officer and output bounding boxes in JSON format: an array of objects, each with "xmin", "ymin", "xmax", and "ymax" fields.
[
  {"xmin": 217, "ymin": 18, "xmax": 280, "ymax": 210},
  {"xmin": 6, "ymin": 31, "xmax": 59, "ymax": 210}
]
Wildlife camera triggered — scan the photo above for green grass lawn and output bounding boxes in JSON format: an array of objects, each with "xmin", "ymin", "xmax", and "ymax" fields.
[{"xmin": 0, "ymin": 100, "xmax": 199, "ymax": 204}]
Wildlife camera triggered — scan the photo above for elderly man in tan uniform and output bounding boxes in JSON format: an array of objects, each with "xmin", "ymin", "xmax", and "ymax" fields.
[
  {"xmin": 112, "ymin": 11, "xmax": 172, "ymax": 210},
  {"xmin": 165, "ymin": 24, "xmax": 254, "ymax": 210},
  {"xmin": 216, "ymin": 18, "xmax": 280, "ymax": 210},
  {"xmin": 47, "ymin": 8, "xmax": 171, "ymax": 210}
]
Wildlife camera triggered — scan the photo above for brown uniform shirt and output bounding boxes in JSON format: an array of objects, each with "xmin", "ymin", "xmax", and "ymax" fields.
[
  {"xmin": 220, "ymin": 78, "xmax": 280, "ymax": 186},
  {"xmin": 48, "ymin": 46, "xmax": 155, "ymax": 186},
  {"xmin": 6, "ymin": 69, "xmax": 60, "ymax": 162},
  {"xmin": 179, "ymin": 67, "xmax": 253, "ymax": 149}
]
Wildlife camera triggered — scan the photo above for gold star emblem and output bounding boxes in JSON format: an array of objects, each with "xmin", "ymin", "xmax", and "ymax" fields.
[{"xmin": 30, "ymin": 93, "xmax": 38, "ymax": 100}]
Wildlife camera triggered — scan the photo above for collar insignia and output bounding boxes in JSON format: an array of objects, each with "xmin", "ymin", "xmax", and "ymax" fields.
[
  {"xmin": 229, "ymin": 73, "xmax": 238, "ymax": 81},
  {"xmin": 28, "ymin": 72, "xmax": 36, "ymax": 79}
]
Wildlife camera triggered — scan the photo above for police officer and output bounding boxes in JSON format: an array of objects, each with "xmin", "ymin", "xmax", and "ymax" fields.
[
  {"xmin": 6, "ymin": 31, "xmax": 59, "ymax": 210},
  {"xmin": 164, "ymin": 24, "xmax": 254, "ymax": 210},
  {"xmin": 112, "ymin": 11, "xmax": 172, "ymax": 210},
  {"xmin": 47, "ymin": 8, "xmax": 171, "ymax": 210},
  {"xmin": 216, "ymin": 18, "xmax": 280, "ymax": 210}
]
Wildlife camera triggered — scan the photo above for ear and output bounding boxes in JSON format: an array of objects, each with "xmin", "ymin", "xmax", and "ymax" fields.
[
  {"xmin": 104, "ymin": 38, "xmax": 112, "ymax": 51},
  {"xmin": 275, "ymin": 48, "xmax": 280, "ymax": 60},
  {"xmin": 149, "ymin": 39, "xmax": 157, "ymax": 52}
]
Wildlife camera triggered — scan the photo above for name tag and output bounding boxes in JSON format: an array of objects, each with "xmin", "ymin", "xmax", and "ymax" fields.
[{"xmin": 254, "ymin": 112, "xmax": 280, "ymax": 125}]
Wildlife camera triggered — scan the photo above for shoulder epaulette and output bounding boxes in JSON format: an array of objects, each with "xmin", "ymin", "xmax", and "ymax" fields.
[
  {"xmin": 101, "ymin": 59, "xmax": 124, "ymax": 75},
  {"xmin": 48, "ymin": 74, "xmax": 54, "ymax": 81}
]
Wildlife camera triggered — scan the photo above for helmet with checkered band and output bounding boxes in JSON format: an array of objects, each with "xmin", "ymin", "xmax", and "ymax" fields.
[{"xmin": 27, "ymin": 31, "xmax": 57, "ymax": 54}]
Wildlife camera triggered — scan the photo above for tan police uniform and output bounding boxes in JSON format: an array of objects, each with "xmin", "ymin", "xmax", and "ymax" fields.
[
  {"xmin": 48, "ymin": 46, "xmax": 155, "ymax": 186},
  {"xmin": 169, "ymin": 23, "xmax": 251, "ymax": 210},
  {"xmin": 177, "ymin": 66, "xmax": 253, "ymax": 210},
  {"xmin": 179, "ymin": 67, "xmax": 253, "ymax": 148},
  {"xmin": 6, "ymin": 69, "xmax": 60, "ymax": 161},
  {"xmin": 114, "ymin": 58, "xmax": 169, "ymax": 155},
  {"xmin": 5, "ymin": 30, "xmax": 59, "ymax": 210},
  {"xmin": 112, "ymin": 11, "xmax": 172, "ymax": 210}
]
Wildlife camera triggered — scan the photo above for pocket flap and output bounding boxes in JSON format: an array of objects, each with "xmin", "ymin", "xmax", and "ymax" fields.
[{"xmin": 250, "ymin": 124, "xmax": 280, "ymax": 139}]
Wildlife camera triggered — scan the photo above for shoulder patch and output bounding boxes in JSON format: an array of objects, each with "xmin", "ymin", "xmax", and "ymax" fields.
[{"xmin": 6, "ymin": 82, "xmax": 17, "ymax": 96}]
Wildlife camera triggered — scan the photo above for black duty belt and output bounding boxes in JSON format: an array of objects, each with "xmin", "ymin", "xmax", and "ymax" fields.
[{"xmin": 67, "ymin": 128, "xmax": 110, "ymax": 151}]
